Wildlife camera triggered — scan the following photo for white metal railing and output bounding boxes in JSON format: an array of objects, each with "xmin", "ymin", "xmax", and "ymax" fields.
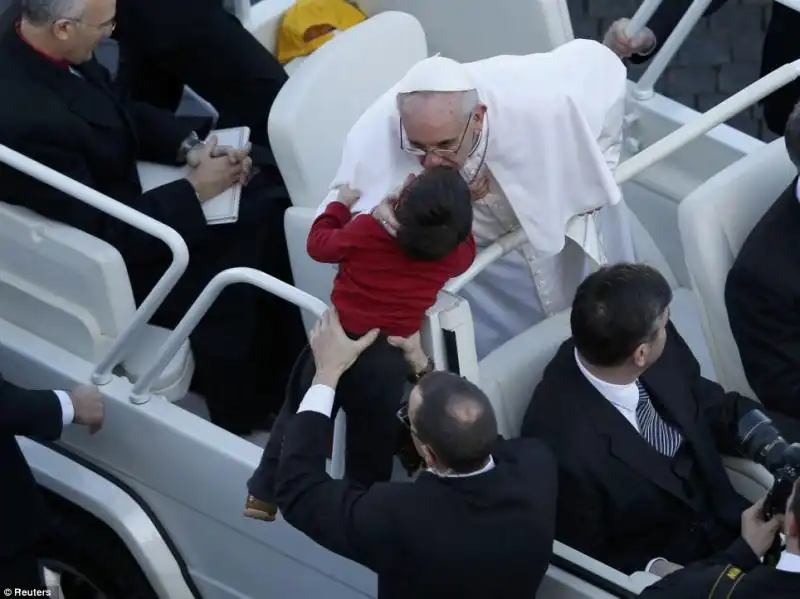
[
  {"xmin": 0, "ymin": 145, "xmax": 190, "ymax": 385},
  {"xmin": 130, "ymin": 267, "xmax": 347, "ymax": 477},
  {"xmin": 445, "ymin": 59, "xmax": 800, "ymax": 292},
  {"xmin": 627, "ymin": 0, "xmax": 800, "ymax": 101},
  {"xmin": 617, "ymin": 58, "xmax": 800, "ymax": 180}
]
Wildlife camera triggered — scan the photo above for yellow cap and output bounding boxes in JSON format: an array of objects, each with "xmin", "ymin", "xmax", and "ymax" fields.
[{"xmin": 277, "ymin": 0, "xmax": 367, "ymax": 65}]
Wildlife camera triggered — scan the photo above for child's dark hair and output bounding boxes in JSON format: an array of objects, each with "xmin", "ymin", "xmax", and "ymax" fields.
[{"xmin": 394, "ymin": 166, "xmax": 473, "ymax": 261}]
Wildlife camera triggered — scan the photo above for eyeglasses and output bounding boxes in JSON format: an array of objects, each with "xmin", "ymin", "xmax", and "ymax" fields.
[
  {"xmin": 399, "ymin": 110, "xmax": 478, "ymax": 159},
  {"xmin": 61, "ymin": 16, "xmax": 116, "ymax": 33},
  {"xmin": 396, "ymin": 403, "xmax": 412, "ymax": 429}
]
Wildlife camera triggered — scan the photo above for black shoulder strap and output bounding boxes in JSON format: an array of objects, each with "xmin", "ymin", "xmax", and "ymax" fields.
[{"xmin": 708, "ymin": 564, "xmax": 746, "ymax": 599}]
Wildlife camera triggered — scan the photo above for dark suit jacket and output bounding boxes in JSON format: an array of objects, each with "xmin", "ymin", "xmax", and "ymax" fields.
[
  {"xmin": 640, "ymin": 538, "xmax": 800, "ymax": 598},
  {"xmin": 632, "ymin": 1, "xmax": 799, "ymax": 135},
  {"xmin": 521, "ymin": 323, "xmax": 755, "ymax": 574},
  {"xmin": 0, "ymin": 27, "xmax": 206, "ymax": 267},
  {"xmin": 276, "ymin": 411, "xmax": 558, "ymax": 599},
  {"xmin": 113, "ymin": 0, "xmax": 288, "ymax": 147},
  {"xmin": 726, "ymin": 182, "xmax": 800, "ymax": 422},
  {"xmin": 0, "ymin": 373, "xmax": 63, "ymax": 558}
]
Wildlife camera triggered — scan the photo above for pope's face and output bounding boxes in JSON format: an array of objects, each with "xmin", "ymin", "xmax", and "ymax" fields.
[{"xmin": 400, "ymin": 94, "xmax": 486, "ymax": 169}]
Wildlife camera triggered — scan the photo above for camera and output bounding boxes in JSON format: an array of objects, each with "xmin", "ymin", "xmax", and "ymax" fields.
[
  {"xmin": 736, "ymin": 410, "xmax": 800, "ymax": 519},
  {"xmin": 763, "ymin": 444, "xmax": 800, "ymax": 519}
]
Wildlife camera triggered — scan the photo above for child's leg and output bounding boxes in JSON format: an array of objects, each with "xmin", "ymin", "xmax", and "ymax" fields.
[
  {"xmin": 245, "ymin": 343, "xmax": 315, "ymax": 519},
  {"xmin": 339, "ymin": 337, "xmax": 409, "ymax": 487}
]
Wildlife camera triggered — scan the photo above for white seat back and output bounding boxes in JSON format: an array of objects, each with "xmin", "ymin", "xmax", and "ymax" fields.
[
  {"xmin": 358, "ymin": 0, "xmax": 574, "ymax": 61},
  {"xmin": 678, "ymin": 138, "xmax": 795, "ymax": 397},
  {"xmin": 0, "ymin": 202, "xmax": 136, "ymax": 362},
  {"xmin": 268, "ymin": 11, "xmax": 427, "ymax": 209}
]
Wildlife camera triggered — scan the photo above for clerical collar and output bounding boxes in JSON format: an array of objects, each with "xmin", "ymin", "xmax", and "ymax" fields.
[
  {"xmin": 795, "ymin": 177, "xmax": 800, "ymax": 204},
  {"xmin": 16, "ymin": 20, "xmax": 70, "ymax": 69}
]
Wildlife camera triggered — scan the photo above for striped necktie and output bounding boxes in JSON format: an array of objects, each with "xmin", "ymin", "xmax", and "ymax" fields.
[{"xmin": 635, "ymin": 380, "xmax": 682, "ymax": 457}]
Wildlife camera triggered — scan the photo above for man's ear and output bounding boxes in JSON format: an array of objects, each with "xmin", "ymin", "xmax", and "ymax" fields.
[
  {"xmin": 632, "ymin": 343, "xmax": 649, "ymax": 369},
  {"xmin": 52, "ymin": 19, "xmax": 73, "ymax": 41}
]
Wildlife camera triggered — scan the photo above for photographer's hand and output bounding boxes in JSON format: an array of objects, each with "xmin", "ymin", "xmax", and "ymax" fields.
[{"xmin": 741, "ymin": 497, "xmax": 783, "ymax": 559}]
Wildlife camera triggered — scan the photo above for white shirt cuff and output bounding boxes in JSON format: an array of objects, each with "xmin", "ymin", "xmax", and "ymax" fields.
[
  {"xmin": 297, "ymin": 384, "xmax": 336, "ymax": 417},
  {"xmin": 645, "ymin": 557, "xmax": 667, "ymax": 575},
  {"xmin": 53, "ymin": 390, "xmax": 74, "ymax": 426}
]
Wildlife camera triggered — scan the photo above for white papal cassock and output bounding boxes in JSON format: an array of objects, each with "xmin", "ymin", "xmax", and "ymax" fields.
[{"xmin": 316, "ymin": 39, "xmax": 636, "ymax": 359}]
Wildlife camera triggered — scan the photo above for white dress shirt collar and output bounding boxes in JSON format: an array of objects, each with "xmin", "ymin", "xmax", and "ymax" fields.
[
  {"xmin": 574, "ymin": 348, "xmax": 641, "ymax": 432},
  {"xmin": 428, "ymin": 456, "xmax": 496, "ymax": 478},
  {"xmin": 795, "ymin": 177, "xmax": 800, "ymax": 202},
  {"xmin": 776, "ymin": 550, "xmax": 800, "ymax": 573}
]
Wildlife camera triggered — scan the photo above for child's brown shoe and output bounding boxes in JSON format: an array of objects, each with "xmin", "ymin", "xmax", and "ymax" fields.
[{"xmin": 243, "ymin": 495, "xmax": 277, "ymax": 521}]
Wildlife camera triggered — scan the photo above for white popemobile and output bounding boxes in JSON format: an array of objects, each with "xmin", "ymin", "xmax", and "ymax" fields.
[{"xmin": 0, "ymin": 0, "xmax": 797, "ymax": 597}]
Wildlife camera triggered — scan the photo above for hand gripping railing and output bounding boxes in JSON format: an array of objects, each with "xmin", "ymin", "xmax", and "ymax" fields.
[
  {"xmin": 628, "ymin": 0, "xmax": 713, "ymax": 101},
  {"xmin": 445, "ymin": 59, "xmax": 800, "ymax": 293},
  {"xmin": 0, "ymin": 145, "xmax": 190, "ymax": 385},
  {"xmin": 627, "ymin": 0, "xmax": 800, "ymax": 101},
  {"xmin": 130, "ymin": 268, "xmax": 347, "ymax": 476}
]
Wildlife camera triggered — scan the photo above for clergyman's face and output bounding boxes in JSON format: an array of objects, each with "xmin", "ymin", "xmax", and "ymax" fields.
[
  {"xmin": 55, "ymin": 0, "xmax": 116, "ymax": 64},
  {"xmin": 401, "ymin": 96, "xmax": 486, "ymax": 170}
]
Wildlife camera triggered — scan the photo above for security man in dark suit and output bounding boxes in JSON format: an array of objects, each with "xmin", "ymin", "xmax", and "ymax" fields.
[
  {"xmin": 0, "ymin": 375, "xmax": 104, "ymax": 589},
  {"xmin": 725, "ymin": 102, "xmax": 800, "ymax": 430},
  {"xmin": 640, "ymin": 487, "xmax": 800, "ymax": 598},
  {"xmin": 604, "ymin": 1, "xmax": 800, "ymax": 136},
  {"xmin": 0, "ymin": 0, "xmax": 306, "ymax": 433},
  {"xmin": 274, "ymin": 309, "xmax": 558, "ymax": 599},
  {"xmin": 522, "ymin": 263, "xmax": 798, "ymax": 575},
  {"xmin": 113, "ymin": 0, "xmax": 288, "ymax": 148}
]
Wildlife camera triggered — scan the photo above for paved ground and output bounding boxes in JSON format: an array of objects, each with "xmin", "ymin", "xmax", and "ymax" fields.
[{"xmin": 571, "ymin": 0, "xmax": 776, "ymax": 140}]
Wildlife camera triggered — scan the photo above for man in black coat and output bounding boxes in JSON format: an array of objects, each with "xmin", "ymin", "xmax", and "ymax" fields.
[
  {"xmin": 522, "ymin": 263, "xmax": 796, "ymax": 575},
  {"xmin": 604, "ymin": 1, "xmax": 800, "ymax": 136},
  {"xmin": 641, "ymin": 490, "xmax": 800, "ymax": 598},
  {"xmin": 725, "ymin": 103, "xmax": 800, "ymax": 429},
  {"xmin": 0, "ymin": 0, "xmax": 306, "ymax": 432},
  {"xmin": 0, "ymin": 376, "xmax": 104, "ymax": 588},
  {"xmin": 274, "ymin": 310, "xmax": 558, "ymax": 599},
  {"xmin": 112, "ymin": 0, "xmax": 288, "ymax": 148}
]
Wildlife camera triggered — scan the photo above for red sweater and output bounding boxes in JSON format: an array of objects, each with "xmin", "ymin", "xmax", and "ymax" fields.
[{"xmin": 307, "ymin": 202, "xmax": 476, "ymax": 336}]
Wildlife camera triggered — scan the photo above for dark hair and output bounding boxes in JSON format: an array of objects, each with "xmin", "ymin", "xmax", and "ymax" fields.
[
  {"xmin": 394, "ymin": 166, "xmax": 473, "ymax": 261},
  {"xmin": 571, "ymin": 263, "xmax": 673, "ymax": 367},
  {"xmin": 786, "ymin": 101, "xmax": 800, "ymax": 171},
  {"xmin": 413, "ymin": 371, "xmax": 497, "ymax": 473}
]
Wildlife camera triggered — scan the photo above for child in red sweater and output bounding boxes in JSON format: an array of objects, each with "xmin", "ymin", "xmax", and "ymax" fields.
[{"xmin": 245, "ymin": 166, "xmax": 475, "ymax": 521}]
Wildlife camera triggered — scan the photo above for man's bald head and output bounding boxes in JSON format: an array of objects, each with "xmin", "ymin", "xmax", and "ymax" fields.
[{"xmin": 409, "ymin": 371, "xmax": 498, "ymax": 473}]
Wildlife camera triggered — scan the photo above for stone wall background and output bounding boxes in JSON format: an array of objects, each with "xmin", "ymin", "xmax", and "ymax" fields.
[{"xmin": 570, "ymin": 0, "xmax": 775, "ymax": 140}]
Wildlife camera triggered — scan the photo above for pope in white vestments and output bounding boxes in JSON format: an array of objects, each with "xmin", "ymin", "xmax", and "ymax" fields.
[{"xmin": 317, "ymin": 39, "xmax": 636, "ymax": 359}]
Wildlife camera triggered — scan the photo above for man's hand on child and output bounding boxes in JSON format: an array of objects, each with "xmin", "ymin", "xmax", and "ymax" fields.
[
  {"xmin": 336, "ymin": 185, "xmax": 361, "ymax": 208},
  {"xmin": 372, "ymin": 196, "xmax": 400, "ymax": 236},
  {"xmin": 387, "ymin": 331, "xmax": 429, "ymax": 374}
]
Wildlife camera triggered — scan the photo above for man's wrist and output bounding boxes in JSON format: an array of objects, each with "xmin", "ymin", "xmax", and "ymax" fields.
[
  {"xmin": 408, "ymin": 353, "xmax": 433, "ymax": 383},
  {"xmin": 178, "ymin": 131, "xmax": 204, "ymax": 163},
  {"xmin": 313, "ymin": 369, "xmax": 342, "ymax": 389}
]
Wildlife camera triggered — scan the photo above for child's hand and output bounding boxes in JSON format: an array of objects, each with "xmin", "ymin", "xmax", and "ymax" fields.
[{"xmin": 335, "ymin": 185, "xmax": 361, "ymax": 208}]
